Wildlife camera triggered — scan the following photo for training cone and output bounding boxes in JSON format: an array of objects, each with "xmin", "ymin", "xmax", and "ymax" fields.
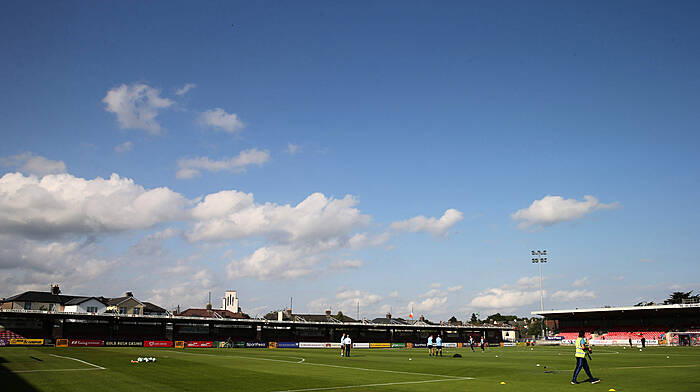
[
  {"xmin": 608, "ymin": 389, "xmax": 616, "ymax": 391},
  {"xmin": 500, "ymin": 381, "xmax": 506, "ymax": 384}
]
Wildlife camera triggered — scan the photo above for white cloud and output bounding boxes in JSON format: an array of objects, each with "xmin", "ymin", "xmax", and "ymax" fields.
[
  {"xmin": 175, "ymin": 83, "xmax": 196, "ymax": 96},
  {"xmin": 189, "ymin": 192, "xmax": 370, "ymax": 243},
  {"xmin": 421, "ymin": 288, "xmax": 442, "ymax": 298},
  {"xmin": 1, "ymin": 153, "xmax": 66, "ymax": 176},
  {"xmin": 348, "ymin": 232, "xmax": 390, "ymax": 249},
  {"xmin": 114, "ymin": 141, "xmax": 133, "ymax": 153},
  {"xmin": 0, "ymin": 234, "xmax": 116, "ymax": 296},
  {"xmin": 328, "ymin": 259, "xmax": 363, "ymax": 270},
  {"xmin": 287, "ymin": 143, "xmax": 300, "ymax": 155},
  {"xmin": 551, "ymin": 289, "xmax": 595, "ymax": 302},
  {"xmin": 334, "ymin": 289, "xmax": 382, "ymax": 314},
  {"xmin": 430, "ymin": 283, "xmax": 442, "ymax": 288},
  {"xmin": 408, "ymin": 296, "xmax": 448, "ymax": 313},
  {"xmin": 389, "ymin": 290, "xmax": 400, "ymax": 298},
  {"xmin": 572, "ymin": 276, "xmax": 590, "ymax": 288},
  {"xmin": 213, "ymin": 192, "xmax": 373, "ymax": 280},
  {"xmin": 447, "ymin": 285, "xmax": 463, "ymax": 292},
  {"xmin": 176, "ymin": 148, "xmax": 270, "ymax": 179},
  {"xmin": 513, "ymin": 276, "xmax": 541, "ymax": 289},
  {"xmin": 199, "ymin": 108, "xmax": 244, "ymax": 133},
  {"xmin": 511, "ymin": 195, "xmax": 620, "ymax": 230},
  {"xmin": 226, "ymin": 242, "xmax": 329, "ymax": 280},
  {"xmin": 639, "ymin": 259, "xmax": 655, "ymax": 263},
  {"xmin": 468, "ymin": 276, "xmax": 544, "ymax": 310},
  {"xmin": 0, "ymin": 172, "xmax": 188, "ymax": 239},
  {"xmin": 469, "ymin": 287, "xmax": 541, "ymax": 310},
  {"xmin": 103, "ymin": 83, "xmax": 174, "ymax": 134},
  {"xmin": 390, "ymin": 208, "xmax": 463, "ymax": 237}
]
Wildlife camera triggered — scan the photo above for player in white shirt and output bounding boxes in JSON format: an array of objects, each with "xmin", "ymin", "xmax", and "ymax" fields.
[
  {"xmin": 340, "ymin": 333, "xmax": 346, "ymax": 356},
  {"xmin": 427, "ymin": 335, "xmax": 434, "ymax": 356},
  {"xmin": 343, "ymin": 335, "xmax": 352, "ymax": 357}
]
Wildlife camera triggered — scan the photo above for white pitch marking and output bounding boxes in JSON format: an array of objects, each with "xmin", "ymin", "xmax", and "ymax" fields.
[
  {"xmin": 167, "ymin": 350, "xmax": 307, "ymax": 365},
  {"xmin": 9, "ymin": 368, "xmax": 104, "ymax": 374},
  {"xmin": 49, "ymin": 354, "xmax": 106, "ymax": 370},
  {"xmin": 610, "ymin": 364, "xmax": 700, "ymax": 370},
  {"xmin": 272, "ymin": 377, "xmax": 473, "ymax": 392},
  {"xmin": 166, "ymin": 350, "xmax": 470, "ymax": 380}
]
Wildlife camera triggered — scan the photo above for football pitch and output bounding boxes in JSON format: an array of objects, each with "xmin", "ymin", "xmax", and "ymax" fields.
[{"xmin": 1, "ymin": 346, "xmax": 699, "ymax": 391}]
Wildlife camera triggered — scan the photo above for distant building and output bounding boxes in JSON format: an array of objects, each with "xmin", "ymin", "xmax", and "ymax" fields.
[
  {"xmin": 63, "ymin": 297, "xmax": 107, "ymax": 313},
  {"xmin": 103, "ymin": 292, "xmax": 144, "ymax": 315},
  {"xmin": 143, "ymin": 302, "xmax": 168, "ymax": 315},
  {"xmin": 0, "ymin": 285, "xmax": 85, "ymax": 312},
  {"xmin": 266, "ymin": 309, "xmax": 357, "ymax": 323},
  {"xmin": 179, "ymin": 308, "xmax": 247, "ymax": 319},
  {"xmin": 222, "ymin": 290, "xmax": 239, "ymax": 313}
]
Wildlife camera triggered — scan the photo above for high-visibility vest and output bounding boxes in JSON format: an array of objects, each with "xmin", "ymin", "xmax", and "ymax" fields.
[{"xmin": 575, "ymin": 337, "xmax": 587, "ymax": 358}]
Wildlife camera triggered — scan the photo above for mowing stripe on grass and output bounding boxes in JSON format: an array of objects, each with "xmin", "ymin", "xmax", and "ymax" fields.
[
  {"xmin": 49, "ymin": 354, "xmax": 106, "ymax": 370},
  {"xmin": 272, "ymin": 377, "xmax": 474, "ymax": 392},
  {"xmin": 167, "ymin": 350, "xmax": 473, "ymax": 380}
]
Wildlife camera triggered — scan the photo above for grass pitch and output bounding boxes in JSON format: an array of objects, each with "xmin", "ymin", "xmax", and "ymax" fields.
[{"xmin": 1, "ymin": 346, "xmax": 699, "ymax": 391}]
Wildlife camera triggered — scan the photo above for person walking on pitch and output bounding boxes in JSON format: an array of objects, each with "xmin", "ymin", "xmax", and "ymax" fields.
[
  {"xmin": 427, "ymin": 335, "xmax": 434, "ymax": 356},
  {"xmin": 340, "ymin": 333, "xmax": 346, "ymax": 356},
  {"xmin": 469, "ymin": 336, "xmax": 475, "ymax": 352},
  {"xmin": 571, "ymin": 331, "xmax": 600, "ymax": 384},
  {"xmin": 435, "ymin": 335, "xmax": 443, "ymax": 357},
  {"xmin": 480, "ymin": 337, "xmax": 485, "ymax": 352},
  {"xmin": 343, "ymin": 334, "xmax": 352, "ymax": 357}
]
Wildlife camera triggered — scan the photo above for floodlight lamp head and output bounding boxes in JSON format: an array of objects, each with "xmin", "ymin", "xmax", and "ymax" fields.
[
  {"xmin": 542, "ymin": 258, "xmax": 547, "ymax": 263},
  {"xmin": 531, "ymin": 250, "xmax": 536, "ymax": 255},
  {"xmin": 531, "ymin": 258, "xmax": 538, "ymax": 263}
]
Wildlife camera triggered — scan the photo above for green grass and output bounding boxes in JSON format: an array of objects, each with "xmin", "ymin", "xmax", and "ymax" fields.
[{"xmin": 1, "ymin": 346, "xmax": 699, "ymax": 391}]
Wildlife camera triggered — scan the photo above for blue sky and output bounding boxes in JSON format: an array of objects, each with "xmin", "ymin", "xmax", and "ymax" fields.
[{"xmin": 1, "ymin": 1, "xmax": 699, "ymax": 320}]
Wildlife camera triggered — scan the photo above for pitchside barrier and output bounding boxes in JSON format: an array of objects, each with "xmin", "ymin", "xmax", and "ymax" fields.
[
  {"xmin": 9, "ymin": 338, "xmax": 44, "ymax": 346},
  {"xmin": 8, "ymin": 338, "xmax": 487, "ymax": 349}
]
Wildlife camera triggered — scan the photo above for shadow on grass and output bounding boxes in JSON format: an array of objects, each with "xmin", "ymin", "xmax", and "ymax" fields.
[{"xmin": 0, "ymin": 356, "xmax": 41, "ymax": 392}]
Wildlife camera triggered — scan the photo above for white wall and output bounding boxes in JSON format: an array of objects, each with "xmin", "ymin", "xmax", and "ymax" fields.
[
  {"xmin": 63, "ymin": 298, "xmax": 106, "ymax": 313},
  {"xmin": 223, "ymin": 290, "xmax": 239, "ymax": 312}
]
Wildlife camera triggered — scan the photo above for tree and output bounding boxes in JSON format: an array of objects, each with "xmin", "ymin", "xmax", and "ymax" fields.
[
  {"xmin": 336, "ymin": 311, "xmax": 344, "ymax": 321},
  {"xmin": 486, "ymin": 313, "xmax": 517, "ymax": 323},
  {"xmin": 526, "ymin": 318, "xmax": 543, "ymax": 338},
  {"xmin": 448, "ymin": 316, "xmax": 458, "ymax": 324},
  {"xmin": 664, "ymin": 291, "xmax": 699, "ymax": 305},
  {"xmin": 470, "ymin": 313, "xmax": 478, "ymax": 324}
]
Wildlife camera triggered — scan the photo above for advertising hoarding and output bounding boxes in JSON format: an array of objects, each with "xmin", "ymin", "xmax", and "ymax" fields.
[
  {"xmin": 68, "ymin": 339, "xmax": 103, "ymax": 347},
  {"xmin": 144, "ymin": 340, "xmax": 173, "ymax": 348}
]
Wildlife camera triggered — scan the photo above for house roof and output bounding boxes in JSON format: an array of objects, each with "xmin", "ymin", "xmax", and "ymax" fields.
[
  {"xmin": 106, "ymin": 296, "xmax": 144, "ymax": 306},
  {"xmin": 1, "ymin": 291, "xmax": 80, "ymax": 305},
  {"xmin": 268, "ymin": 313, "xmax": 358, "ymax": 323},
  {"xmin": 64, "ymin": 297, "xmax": 107, "ymax": 306},
  {"xmin": 179, "ymin": 308, "xmax": 247, "ymax": 319},
  {"xmin": 371, "ymin": 317, "xmax": 408, "ymax": 325},
  {"xmin": 143, "ymin": 302, "xmax": 167, "ymax": 314}
]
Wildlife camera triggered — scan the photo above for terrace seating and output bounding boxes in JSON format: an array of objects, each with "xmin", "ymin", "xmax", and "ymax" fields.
[{"xmin": 0, "ymin": 330, "xmax": 25, "ymax": 339}]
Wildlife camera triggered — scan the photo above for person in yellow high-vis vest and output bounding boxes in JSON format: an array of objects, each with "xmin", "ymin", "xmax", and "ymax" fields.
[{"xmin": 571, "ymin": 331, "xmax": 600, "ymax": 384}]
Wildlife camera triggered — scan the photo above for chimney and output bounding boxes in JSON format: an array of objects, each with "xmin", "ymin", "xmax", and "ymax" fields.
[
  {"xmin": 125, "ymin": 291, "xmax": 133, "ymax": 297},
  {"xmin": 419, "ymin": 315, "xmax": 425, "ymax": 322},
  {"xmin": 50, "ymin": 284, "xmax": 61, "ymax": 295},
  {"xmin": 386, "ymin": 312, "xmax": 391, "ymax": 319},
  {"xmin": 206, "ymin": 303, "xmax": 212, "ymax": 310},
  {"xmin": 325, "ymin": 309, "xmax": 331, "ymax": 317},
  {"xmin": 285, "ymin": 308, "xmax": 292, "ymax": 318}
]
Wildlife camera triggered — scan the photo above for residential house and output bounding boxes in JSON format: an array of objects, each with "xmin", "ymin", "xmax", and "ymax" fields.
[{"xmin": 63, "ymin": 297, "xmax": 107, "ymax": 313}]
